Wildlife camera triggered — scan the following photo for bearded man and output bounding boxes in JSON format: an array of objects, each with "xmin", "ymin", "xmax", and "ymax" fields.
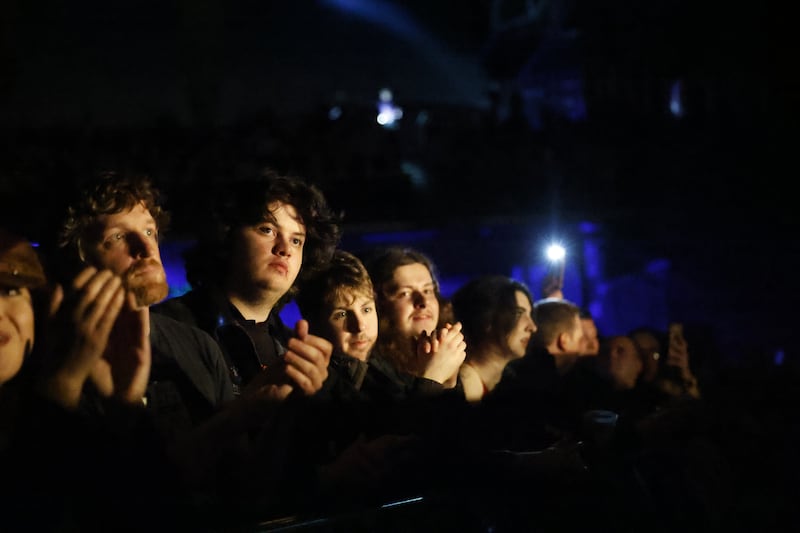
[{"xmin": 57, "ymin": 171, "xmax": 234, "ymax": 439}]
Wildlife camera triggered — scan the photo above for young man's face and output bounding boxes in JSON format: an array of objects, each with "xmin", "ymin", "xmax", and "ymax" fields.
[
  {"xmin": 0, "ymin": 285, "xmax": 34, "ymax": 385},
  {"xmin": 381, "ymin": 263, "xmax": 439, "ymax": 338},
  {"xmin": 230, "ymin": 201, "xmax": 305, "ymax": 299},
  {"xmin": 85, "ymin": 202, "xmax": 168, "ymax": 308},
  {"xmin": 324, "ymin": 289, "xmax": 378, "ymax": 362},
  {"xmin": 504, "ymin": 290, "xmax": 536, "ymax": 358}
]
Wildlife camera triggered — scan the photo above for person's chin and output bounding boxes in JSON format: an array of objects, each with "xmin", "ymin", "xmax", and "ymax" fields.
[
  {"xmin": 262, "ymin": 274, "xmax": 292, "ymax": 293},
  {"xmin": 410, "ymin": 326, "xmax": 432, "ymax": 338},
  {"xmin": 347, "ymin": 349, "xmax": 370, "ymax": 362},
  {"xmin": 131, "ymin": 279, "xmax": 169, "ymax": 307}
]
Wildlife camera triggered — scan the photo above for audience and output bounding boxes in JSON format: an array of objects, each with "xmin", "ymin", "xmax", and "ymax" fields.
[{"xmin": 0, "ymin": 166, "xmax": 785, "ymax": 532}]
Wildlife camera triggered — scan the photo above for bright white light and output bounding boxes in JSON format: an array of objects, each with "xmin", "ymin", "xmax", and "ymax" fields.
[
  {"xmin": 376, "ymin": 88, "xmax": 401, "ymax": 128},
  {"xmin": 546, "ymin": 243, "xmax": 566, "ymax": 262},
  {"xmin": 377, "ymin": 102, "xmax": 402, "ymax": 127},
  {"xmin": 377, "ymin": 110, "xmax": 394, "ymax": 125}
]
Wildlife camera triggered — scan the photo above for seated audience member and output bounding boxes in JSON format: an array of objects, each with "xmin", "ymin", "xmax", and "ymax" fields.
[
  {"xmin": 0, "ymin": 227, "xmax": 192, "ymax": 531},
  {"xmin": 488, "ymin": 297, "xmax": 586, "ymax": 447},
  {"xmin": 153, "ymin": 169, "xmax": 340, "ymax": 398},
  {"xmin": 630, "ymin": 323, "xmax": 701, "ymax": 400},
  {"xmin": 295, "ymin": 250, "xmax": 377, "ymax": 395},
  {"xmin": 530, "ymin": 297, "xmax": 586, "ymax": 376},
  {"xmin": 147, "ymin": 172, "xmax": 347, "ymax": 522},
  {"xmin": 360, "ymin": 246, "xmax": 466, "ymax": 392},
  {"xmin": 0, "ymin": 228, "xmax": 48, "ymax": 393},
  {"xmin": 55, "ymin": 171, "xmax": 234, "ymax": 441},
  {"xmin": 561, "ymin": 335, "xmax": 652, "ymax": 426},
  {"xmin": 595, "ymin": 335, "xmax": 643, "ymax": 392},
  {"xmin": 450, "ymin": 275, "xmax": 536, "ymax": 402}
]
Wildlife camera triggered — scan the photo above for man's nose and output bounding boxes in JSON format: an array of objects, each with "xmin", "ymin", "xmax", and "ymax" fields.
[
  {"xmin": 348, "ymin": 314, "xmax": 365, "ymax": 333},
  {"xmin": 412, "ymin": 291, "xmax": 428, "ymax": 307},
  {"xmin": 272, "ymin": 234, "xmax": 292, "ymax": 257},
  {"xmin": 127, "ymin": 233, "xmax": 154, "ymax": 258}
]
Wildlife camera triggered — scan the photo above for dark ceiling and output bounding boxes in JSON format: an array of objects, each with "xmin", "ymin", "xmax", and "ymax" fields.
[{"xmin": 0, "ymin": 1, "xmax": 793, "ymax": 316}]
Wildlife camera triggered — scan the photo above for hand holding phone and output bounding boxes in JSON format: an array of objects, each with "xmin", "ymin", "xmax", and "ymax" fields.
[{"xmin": 666, "ymin": 322, "xmax": 690, "ymax": 375}]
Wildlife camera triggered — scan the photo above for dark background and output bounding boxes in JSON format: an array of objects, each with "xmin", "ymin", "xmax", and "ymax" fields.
[{"xmin": 0, "ymin": 0, "xmax": 795, "ymax": 369}]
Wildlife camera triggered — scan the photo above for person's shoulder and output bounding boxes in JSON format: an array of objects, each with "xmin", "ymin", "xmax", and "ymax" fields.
[
  {"xmin": 152, "ymin": 289, "xmax": 204, "ymax": 321},
  {"xmin": 151, "ymin": 312, "xmax": 220, "ymax": 352},
  {"xmin": 458, "ymin": 364, "xmax": 484, "ymax": 400},
  {"xmin": 151, "ymin": 310, "xmax": 193, "ymax": 332},
  {"xmin": 154, "ymin": 287, "xmax": 233, "ymax": 333}
]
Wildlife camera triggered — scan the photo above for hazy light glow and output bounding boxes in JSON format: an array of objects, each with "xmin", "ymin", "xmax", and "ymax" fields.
[
  {"xmin": 377, "ymin": 110, "xmax": 394, "ymax": 125},
  {"xmin": 376, "ymin": 89, "xmax": 403, "ymax": 128},
  {"xmin": 669, "ymin": 79, "xmax": 684, "ymax": 117},
  {"xmin": 546, "ymin": 243, "xmax": 566, "ymax": 262}
]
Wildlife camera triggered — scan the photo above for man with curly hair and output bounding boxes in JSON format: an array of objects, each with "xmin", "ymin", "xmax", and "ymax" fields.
[
  {"xmin": 153, "ymin": 169, "xmax": 342, "ymax": 397},
  {"xmin": 56, "ymin": 171, "xmax": 235, "ymax": 440}
]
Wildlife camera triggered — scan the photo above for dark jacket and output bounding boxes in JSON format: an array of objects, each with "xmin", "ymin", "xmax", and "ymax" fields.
[
  {"xmin": 146, "ymin": 313, "xmax": 235, "ymax": 441},
  {"xmin": 153, "ymin": 287, "xmax": 292, "ymax": 395}
]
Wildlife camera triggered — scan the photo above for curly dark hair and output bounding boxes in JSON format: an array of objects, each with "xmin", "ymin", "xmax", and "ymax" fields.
[
  {"xmin": 57, "ymin": 171, "xmax": 170, "ymax": 275},
  {"xmin": 183, "ymin": 168, "xmax": 342, "ymax": 306},
  {"xmin": 451, "ymin": 275, "xmax": 533, "ymax": 351}
]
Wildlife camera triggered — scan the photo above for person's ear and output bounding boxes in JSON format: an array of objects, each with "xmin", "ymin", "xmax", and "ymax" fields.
[{"xmin": 556, "ymin": 331, "xmax": 570, "ymax": 352}]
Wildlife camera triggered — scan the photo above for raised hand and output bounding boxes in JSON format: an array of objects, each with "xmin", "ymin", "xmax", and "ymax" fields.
[
  {"xmin": 413, "ymin": 321, "xmax": 467, "ymax": 386},
  {"xmin": 91, "ymin": 290, "xmax": 151, "ymax": 405},
  {"xmin": 283, "ymin": 318, "xmax": 332, "ymax": 395},
  {"xmin": 37, "ymin": 267, "xmax": 127, "ymax": 408},
  {"xmin": 242, "ymin": 319, "xmax": 333, "ymax": 402}
]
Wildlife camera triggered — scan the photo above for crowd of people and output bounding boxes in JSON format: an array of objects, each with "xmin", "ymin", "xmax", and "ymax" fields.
[{"xmin": 1, "ymin": 169, "xmax": 795, "ymax": 532}]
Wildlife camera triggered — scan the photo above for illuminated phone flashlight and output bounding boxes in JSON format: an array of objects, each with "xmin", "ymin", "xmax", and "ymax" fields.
[
  {"xmin": 376, "ymin": 88, "xmax": 403, "ymax": 129},
  {"xmin": 546, "ymin": 243, "xmax": 566, "ymax": 262},
  {"xmin": 544, "ymin": 242, "xmax": 567, "ymax": 294}
]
